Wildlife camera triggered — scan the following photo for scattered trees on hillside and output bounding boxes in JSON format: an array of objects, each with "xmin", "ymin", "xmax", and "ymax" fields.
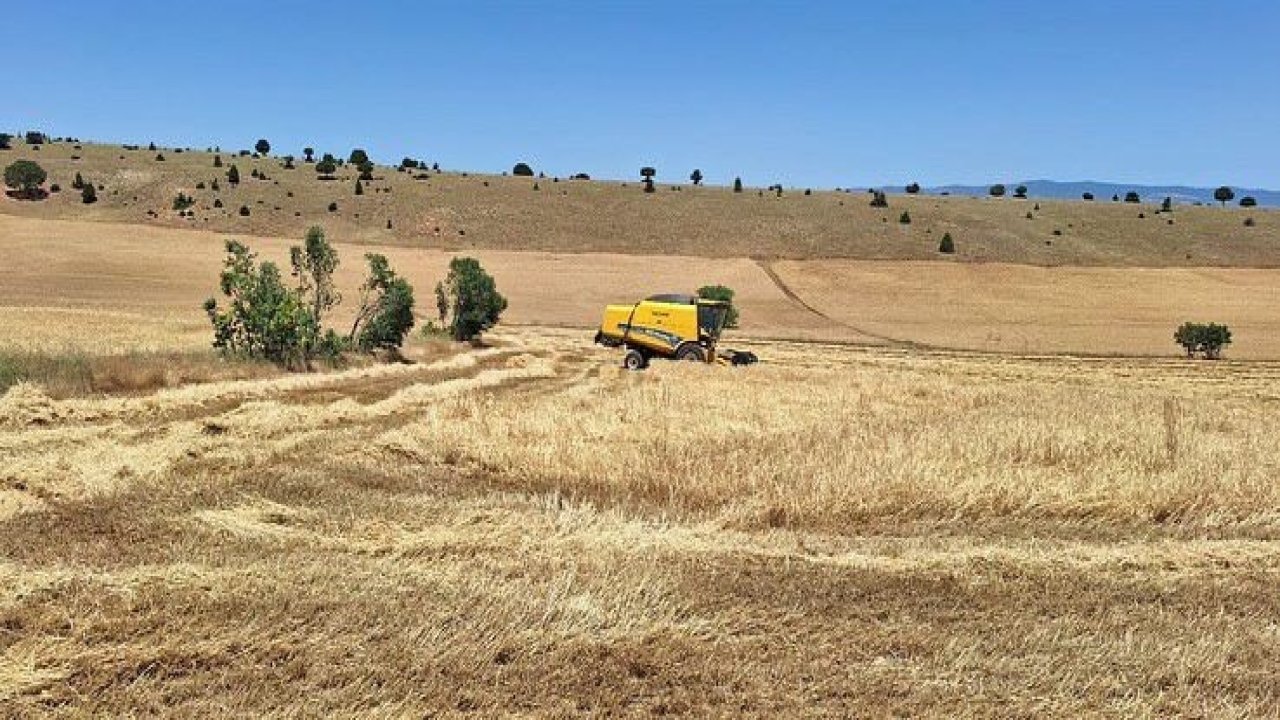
[
  {"xmin": 696, "ymin": 285, "xmax": 740, "ymax": 328},
  {"xmin": 989, "ymin": 184, "xmax": 1006, "ymax": 198},
  {"xmin": 1174, "ymin": 322, "xmax": 1232, "ymax": 359},
  {"xmin": 1124, "ymin": 191, "xmax": 1140, "ymax": 203},
  {"xmin": 255, "ymin": 139, "xmax": 271, "ymax": 155},
  {"xmin": 4, "ymin": 160, "xmax": 47, "ymax": 199},
  {"xmin": 1213, "ymin": 186, "xmax": 1234, "ymax": 206},
  {"xmin": 690, "ymin": 168, "xmax": 703, "ymax": 186},
  {"xmin": 434, "ymin": 257, "xmax": 507, "ymax": 342},
  {"xmin": 1240, "ymin": 196, "xmax": 1257, "ymax": 207}
]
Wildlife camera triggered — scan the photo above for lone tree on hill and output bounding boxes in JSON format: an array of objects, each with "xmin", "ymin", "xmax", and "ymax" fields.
[
  {"xmin": 733, "ymin": 177, "xmax": 743, "ymax": 193},
  {"xmin": 989, "ymin": 184, "xmax": 1006, "ymax": 198},
  {"xmin": 316, "ymin": 155, "xmax": 338, "ymax": 179},
  {"xmin": 1014, "ymin": 185, "xmax": 1028, "ymax": 199},
  {"xmin": 512, "ymin": 162, "xmax": 534, "ymax": 176},
  {"xmin": 1239, "ymin": 196, "xmax": 1257, "ymax": 207},
  {"xmin": 435, "ymin": 257, "xmax": 507, "ymax": 342},
  {"xmin": 696, "ymin": 285, "xmax": 740, "ymax": 328},
  {"xmin": 255, "ymin": 139, "xmax": 271, "ymax": 155},
  {"xmin": 4, "ymin": 160, "xmax": 47, "ymax": 199},
  {"xmin": 303, "ymin": 147, "xmax": 315, "ymax": 163},
  {"xmin": 227, "ymin": 164, "xmax": 241, "ymax": 185},
  {"xmin": 905, "ymin": 182, "xmax": 920, "ymax": 194},
  {"xmin": 689, "ymin": 168, "xmax": 703, "ymax": 186},
  {"xmin": 1214, "ymin": 186, "xmax": 1235, "ymax": 206}
]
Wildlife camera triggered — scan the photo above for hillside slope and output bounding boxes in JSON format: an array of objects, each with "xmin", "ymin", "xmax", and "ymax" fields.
[{"xmin": 2, "ymin": 139, "xmax": 1276, "ymax": 266}]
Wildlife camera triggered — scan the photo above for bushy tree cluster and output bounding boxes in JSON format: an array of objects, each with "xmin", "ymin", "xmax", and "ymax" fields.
[
  {"xmin": 1174, "ymin": 322, "xmax": 1232, "ymax": 359},
  {"xmin": 4, "ymin": 160, "xmax": 47, "ymax": 199}
]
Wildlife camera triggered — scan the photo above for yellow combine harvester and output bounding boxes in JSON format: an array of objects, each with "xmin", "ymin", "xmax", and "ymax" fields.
[{"xmin": 594, "ymin": 293, "xmax": 758, "ymax": 370}]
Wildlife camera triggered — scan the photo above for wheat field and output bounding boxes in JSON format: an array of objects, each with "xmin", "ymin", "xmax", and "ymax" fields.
[{"xmin": 3, "ymin": 327, "xmax": 1279, "ymax": 716}]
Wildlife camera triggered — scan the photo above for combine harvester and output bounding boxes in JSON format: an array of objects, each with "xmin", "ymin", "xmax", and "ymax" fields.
[{"xmin": 594, "ymin": 293, "xmax": 759, "ymax": 370}]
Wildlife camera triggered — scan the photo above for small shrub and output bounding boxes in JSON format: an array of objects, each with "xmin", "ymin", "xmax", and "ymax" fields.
[
  {"xmin": 214, "ymin": 199, "xmax": 223, "ymax": 208},
  {"xmin": 172, "ymin": 192, "xmax": 196, "ymax": 211},
  {"xmin": 869, "ymin": 191, "xmax": 888, "ymax": 208},
  {"xmin": 355, "ymin": 179, "xmax": 363, "ymax": 195},
  {"xmin": 328, "ymin": 202, "xmax": 338, "ymax": 212},
  {"xmin": 938, "ymin": 233, "xmax": 955, "ymax": 254},
  {"xmin": 239, "ymin": 205, "xmax": 250, "ymax": 216},
  {"xmin": 81, "ymin": 184, "xmax": 97, "ymax": 204},
  {"xmin": 1244, "ymin": 217, "xmax": 1255, "ymax": 227},
  {"xmin": 195, "ymin": 181, "xmax": 206, "ymax": 190},
  {"xmin": 155, "ymin": 153, "xmax": 165, "ymax": 161},
  {"xmin": 213, "ymin": 155, "xmax": 223, "ymax": 167},
  {"xmin": 899, "ymin": 211, "xmax": 911, "ymax": 224},
  {"xmin": 1125, "ymin": 191, "xmax": 1140, "ymax": 203}
]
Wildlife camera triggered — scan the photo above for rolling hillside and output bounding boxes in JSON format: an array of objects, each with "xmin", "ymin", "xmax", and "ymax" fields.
[{"xmin": 2, "ymin": 138, "xmax": 1276, "ymax": 266}]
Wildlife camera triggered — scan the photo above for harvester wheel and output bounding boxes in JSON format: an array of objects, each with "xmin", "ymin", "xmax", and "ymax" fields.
[
  {"xmin": 676, "ymin": 344, "xmax": 706, "ymax": 363},
  {"xmin": 623, "ymin": 349, "xmax": 647, "ymax": 371}
]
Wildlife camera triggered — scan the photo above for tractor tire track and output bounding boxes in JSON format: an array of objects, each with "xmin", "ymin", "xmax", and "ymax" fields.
[{"xmin": 754, "ymin": 259, "xmax": 936, "ymax": 349}]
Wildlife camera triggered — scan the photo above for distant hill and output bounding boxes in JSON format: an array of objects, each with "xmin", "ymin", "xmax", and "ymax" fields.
[
  {"xmin": 918, "ymin": 180, "xmax": 1280, "ymax": 207},
  {"xmin": 0, "ymin": 138, "xmax": 1277, "ymax": 266}
]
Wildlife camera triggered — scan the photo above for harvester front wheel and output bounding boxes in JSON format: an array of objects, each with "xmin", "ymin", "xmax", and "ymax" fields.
[
  {"xmin": 676, "ymin": 344, "xmax": 706, "ymax": 363},
  {"xmin": 623, "ymin": 349, "xmax": 647, "ymax": 371}
]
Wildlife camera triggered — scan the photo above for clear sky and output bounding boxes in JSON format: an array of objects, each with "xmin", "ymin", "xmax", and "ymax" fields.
[{"xmin": 4, "ymin": 1, "xmax": 1277, "ymax": 189}]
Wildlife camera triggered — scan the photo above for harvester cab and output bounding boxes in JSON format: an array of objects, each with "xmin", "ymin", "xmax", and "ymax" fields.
[{"xmin": 594, "ymin": 294, "xmax": 758, "ymax": 370}]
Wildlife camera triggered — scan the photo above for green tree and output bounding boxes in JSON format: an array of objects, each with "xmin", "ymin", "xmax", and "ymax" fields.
[
  {"xmin": 1161, "ymin": 196, "xmax": 1173, "ymax": 212},
  {"xmin": 303, "ymin": 147, "xmax": 315, "ymax": 163},
  {"xmin": 349, "ymin": 148, "xmax": 369, "ymax": 166},
  {"xmin": 203, "ymin": 240, "xmax": 318, "ymax": 368},
  {"xmin": 733, "ymin": 177, "xmax": 743, "ymax": 193},
  {"xmin": 290, "ymin": 226, "xmax": 341, "ymax": 328},
  {"xmin": 1213, "ymin": 186, "xmax": 1234, "ymax": 207},
  {"xmin": 4, "ymin": 160, "xmax": 47, "ymax": 198},
  {"xmin": 316, "ymin": 155, "xmax": 337, "ymax": 178},
  {"xmin": 213, "ymin": 154, "xmax": 223, "ymax": 168},
  {"xmin": 227, "ymin": 164, "xmax": 240, "ymax": 185},
  {"xmin": 72, "ymin": 171, "xmax": 84, "ymax": 189},
  {"xmin": 899, "ymin": 210, "xmax": 911, "ymax": 224},
  {"xmin": 255, "ymin": 138, "xmax": 271, "ymax": 155},
  {"xmin": 696, "ymin": 285, "xmax": 740, "ymax": 328},
  {"xmin": 1239, "ymin": 196, "xmax": 1257, "ymax": 207},
  {"xmin": 1014, "ymin": 185, "xmax": 1028, "ymax": 199},
  {"xmin": 512, "ymin": 162, "xmax": 534, "ymax": 176},
  {"xmin": 1124, "ymin": 191, "xmax": 1141, "ymax": 203},
  {"xmin": 434, "ymin": 257, "xmax": 507, "ymax": 341},
  {"xmin": 1082, "ymin": 192, "xmax": 1094, "ymax": 201},
  {"xmin": 1174, "ymin": 321, "xmax": 1233, "ymax": 359},
  {"xmin": 905, "ymin": 182, "xmax": 920, "ymax": 194},
  {"xmin": 690, "ymin": 168, "xmax": 703, "ymax": 186},
  {"xmin": 0, "ymin": 133, "xmax": 12, "ymax": 150},
  {"xmin": 357, "ymin": 160, "xmax": 374, "ymax": 181},
  {"xmin": 869, "ymin": 190, "xmax": 888, "ymax": 208},
  {"xmin": 282, "ymin": 155, "xmax": 295, "ymax": 169},
  {"xmin": 989, "ymin": 184, "xmax": 1006, "ymax": 198},
  {"xmin": 81, "ymin": 183, "xmax": 97, "ymax": 204},
  {"xmin": 355, "ymin": 179, "xmax": 364, "ymax": 195},
  {"xmin": 939, "ymin": 233, "xmax": 955, "ymax": 254},
  {"xmin": 349, "ymin": 254, "xmax": 415, "ymax": 351}
]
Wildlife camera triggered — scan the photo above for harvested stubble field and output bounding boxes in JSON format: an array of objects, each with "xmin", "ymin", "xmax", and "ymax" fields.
[{"xmin": 2, "ymin": 327, "xmax": 1279, "ymax": 716}]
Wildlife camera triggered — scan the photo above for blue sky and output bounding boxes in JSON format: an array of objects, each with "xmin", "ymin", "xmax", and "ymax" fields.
[{"xmin": 4, "ymin": 1, "xmax": 1277, "ymax": 189}]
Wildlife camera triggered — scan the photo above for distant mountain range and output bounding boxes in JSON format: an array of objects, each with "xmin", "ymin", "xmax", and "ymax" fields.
[{"xmin": 890, "ymin": 180, "xmax": 1280, "ymax": 208}]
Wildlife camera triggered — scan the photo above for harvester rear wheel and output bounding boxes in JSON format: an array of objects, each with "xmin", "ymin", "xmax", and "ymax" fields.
[
  {"xmin": 623, "ymin": 349, "xmax": 647, "ymax": 371},
  {"xmin": 676, "ymin": 344, "xmax": 706, "ymax": 362}
]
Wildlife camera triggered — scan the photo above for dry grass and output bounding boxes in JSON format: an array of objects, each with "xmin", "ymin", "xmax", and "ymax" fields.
[
  {"xmin": 1, "ymin": 139, "xmax": 1276, "ymax": 265},
  {"xmin": 2, "ymin": 328, "xmax": 1279, "ymax": 715},
  {"xmin": 0, "ymin": 349, "xmax": 280, "ymax": 398}
]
